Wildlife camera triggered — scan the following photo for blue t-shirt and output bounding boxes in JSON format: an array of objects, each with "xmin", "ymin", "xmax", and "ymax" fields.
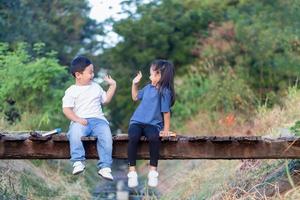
[{"xmin": 130, "ymin": 84, "xmax": 172, "ymax": 130}]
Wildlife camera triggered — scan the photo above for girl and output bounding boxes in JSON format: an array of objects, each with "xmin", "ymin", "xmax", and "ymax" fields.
[{"xmin": 127, "ymin": 59, "xmax": 175, "ymax": 188}]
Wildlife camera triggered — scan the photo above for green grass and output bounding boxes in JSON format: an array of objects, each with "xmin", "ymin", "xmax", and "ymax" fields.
[
  {"xmin": 161, "ymin": 160, "xmax": 238, "ymax": 200},
  {"xmin": 290, "ymin": 120, "xmax": 300, "ymax": 136},
  {"xmin": 20, "ymin": 171, "xmax": 60, "ymax": 198}
]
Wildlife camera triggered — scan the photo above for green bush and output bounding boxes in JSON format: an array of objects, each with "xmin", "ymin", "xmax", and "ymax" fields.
[
  {"xmin": 0, "ymin": 42, "xmax": 71, "ymax": 130},
  {"xmin": 172, "ymin": 66, "xmax": 256, "ymax": 129},
  {"xmin": 290, "ymin": 121, "xmax": 300, "ymax": 136}
]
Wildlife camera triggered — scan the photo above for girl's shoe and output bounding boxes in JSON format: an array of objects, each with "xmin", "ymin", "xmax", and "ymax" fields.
[
  {"xmin": 148, "ymin": 170, "xmax": 159, "ymax": 187},
  {"xmin": 127, "ymin": 171, "xmax": 138, "ymax": 188},
  {"xmin": 72, "ymin": 161, "xmax": 85, "ymax": 175},
  {"xmin": 98, "ymin": 167, "xmax": 114, "ymax": 181}
]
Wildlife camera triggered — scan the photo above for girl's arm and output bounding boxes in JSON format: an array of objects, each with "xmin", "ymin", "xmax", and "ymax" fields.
[
  {"xmin": 161, "ymin": 112, "xmax": 171, "ymax": 134},
  {"xmin": 63, "ymin": 107, "xmax": 87, "ymax": 125},
  {"xmin": 132, "ymin": 83, "xmax": 139, "ymax": 101},
  {"xmin": 103, "ymin": 75, "xmax": 117, "ymax": 105},
  {"xmin": 132, "ymin": 71, "xmax": 142, "ymax": 101}
]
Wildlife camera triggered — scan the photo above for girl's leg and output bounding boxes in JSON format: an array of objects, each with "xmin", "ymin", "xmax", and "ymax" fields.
[
  {"xmin": 67, "ymin": 122, "xmax": 90, "ymax": 162},
  {"xmin": 143, "ymin": 125, "xmax": 160, "ymax": 168},
  {"xmin": 90, "ymin": 118, "xmax": 113, "ymax": 169},
  {"xmin": 128, "ymin": 123, "xmax": 143, "ymax": 169}
]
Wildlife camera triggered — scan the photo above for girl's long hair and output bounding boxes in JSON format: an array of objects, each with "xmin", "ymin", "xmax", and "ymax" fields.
[{"xmin": 151, "ymin": 59, "xmax": 176, "ymax": 106}]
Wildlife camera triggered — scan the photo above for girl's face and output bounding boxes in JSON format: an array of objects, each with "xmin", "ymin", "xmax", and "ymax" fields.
[
  {"xmin": 149, "ymin": 65, "xmax": 161, "ymax": 86},
  {"xmin": 75, "ymin": 64, "xmax": 94, "ymax": 85}
]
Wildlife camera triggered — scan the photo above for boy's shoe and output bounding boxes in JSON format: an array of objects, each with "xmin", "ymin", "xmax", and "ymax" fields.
[
  {"xmin": 127, "ymin": 171, "xmax": 138, "ymax": 188},
  {"xmin": 148, "ymin": 170, "xmax": 159, "ymax": 187},
  {"xmin": 72, "ymin": 161, "xmax": 85, "ymax": 175},
  {"xmin": 98, "ymin": 167, "xmax": 114, "ymax": 181}
]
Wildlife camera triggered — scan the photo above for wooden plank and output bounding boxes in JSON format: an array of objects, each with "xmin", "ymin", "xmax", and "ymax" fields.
[
  {"xmin": 1, "ymin": 134, "xmax": 29, "ymax": 141},
  {"xmin": 1, "ymin": 133, "xmax": 300, "ymax": 159}
]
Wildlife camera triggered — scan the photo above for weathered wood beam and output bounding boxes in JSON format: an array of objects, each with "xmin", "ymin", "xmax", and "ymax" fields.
[{"xmin": 1, "ymin": 133, "xmax": 300, "ymax": 159}]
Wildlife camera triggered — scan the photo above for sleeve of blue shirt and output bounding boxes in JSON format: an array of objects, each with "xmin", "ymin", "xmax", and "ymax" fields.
[
  {"xmin": 161, "ymin": 89, "xmax": 171, "ymax": 113},
  {"xmin": 137, "ymin": 85, "xmax": 146, "ymax": 100}
]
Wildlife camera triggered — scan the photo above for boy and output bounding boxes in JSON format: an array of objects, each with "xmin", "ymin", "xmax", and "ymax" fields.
[{"xmin": 62, "ymin": 56, "xmax": 116, "ymax": 180}]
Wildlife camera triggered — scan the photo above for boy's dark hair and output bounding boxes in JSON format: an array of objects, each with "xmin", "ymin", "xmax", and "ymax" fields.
[{"xmin": 70, "ymin": 56, "xmax": 92, "ymax": 77}]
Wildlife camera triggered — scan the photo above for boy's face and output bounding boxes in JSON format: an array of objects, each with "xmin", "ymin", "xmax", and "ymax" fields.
[
  {"xmin": 149, "ymin": 65, "xmax": 161, "ymax": 86},
  {"xmin": 75, "ymin": 64, "xmax": 94, "ymax": 85}
]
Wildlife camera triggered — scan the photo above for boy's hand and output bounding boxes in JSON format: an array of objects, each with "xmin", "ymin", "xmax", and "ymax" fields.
[
  {"xmin": 77, "ymin": 118, "xmax": 88, "ymax": 126},
  {"xmin": 102, "ymin": 75, "xmax": 117, "ymax": 105},
  {"xmin": 132, "ymin": 71, "xmax": 142, "ymax": 84},
  {"xmin": 104, "ymin": 75, "xmax": 116, "ymax": 86}
]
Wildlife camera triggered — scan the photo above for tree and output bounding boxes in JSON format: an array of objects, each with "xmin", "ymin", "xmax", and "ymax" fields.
[
  {"xmin": 97, "ymin": 0, "xmax": 226, "ymax": 131},
  {"xmin": 0, "ymin": 0, "xmax": 104, "ymax": 65},
  {"xmin": 100, "ymin": 0, "xmax": 300, "ymax": 130},
  {"xmin": 229, "ymin": 0, "xmax": 300, "ymax": 103}
]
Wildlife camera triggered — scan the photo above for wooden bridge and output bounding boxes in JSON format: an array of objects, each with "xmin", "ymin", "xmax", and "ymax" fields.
[{"xmin": 1, "ymin": 132, "xmax": 300, "ymax": 159}]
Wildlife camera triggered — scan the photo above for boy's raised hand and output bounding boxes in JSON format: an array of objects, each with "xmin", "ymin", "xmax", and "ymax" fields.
[
  {"xmin": 132, "ymin": 71, "xmax": 142, "ymax": 84},
  {"xmin": 104, "ymin": 75, "xmax": 116, "ymax": 86}
]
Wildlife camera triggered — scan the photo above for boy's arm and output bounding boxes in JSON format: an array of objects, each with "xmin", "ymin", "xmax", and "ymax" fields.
[
  {"xmin": 63, "ymin": 107, "xmax": 87, "ymax": 125},
  {"xmin": 103, "ymin": 83, "xmax": 116, "ymax": 104},
  {"xmin": 102, "ymin": 75, "xmax": 117, "ymax": 105}
]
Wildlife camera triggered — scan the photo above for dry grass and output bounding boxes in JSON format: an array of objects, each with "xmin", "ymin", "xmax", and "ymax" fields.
[
  {"xmin": 0, "ymin": 116, "xmax": 9, "ymax": 130},
  {"xmin": 283, "ymin": 186, "xmax": 300, "ymax": 199},
  {"xmin": 160, "ymin": 159, "xmax": 298, "ymax": 200},
  {"xmin": 39, "ymin": 161, "xmax": 91, "ymax": 199},
  {"xmin": 183, "ymin": 111, "xmax": 254, "ymax": 136},
  {"xmin": 216, "ymin": 183, "xmax": 283, "ymax": 200},
  {"xmin": 160, "ymin": 87, "xmax": 300, "ymax": 199},
  {"xmin": 160, "ymin": 160, "xmax": 239, "ymax": 200},
  {"xmin": 156, "ymin": 160, "xmax": 203, "ymax": 195},
  {"xmin": 252, "ymin": 86, "xmax": 300, "ymax": 136},
  {"xmin": 0, "ymin": 160, "xmax": 92, "ymax": 199},
  {"xmin": 183, "ymin": 86, "xmax": 300, "ymax": 137}
]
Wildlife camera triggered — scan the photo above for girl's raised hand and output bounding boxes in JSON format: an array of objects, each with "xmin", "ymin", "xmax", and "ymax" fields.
[
  {"xmin": 104, "ymin": 75, "xmax": 116, "ymax": 86},
  {"xmin": 132, "ymin": 71, "xmax": 142, "ymax": 84}
]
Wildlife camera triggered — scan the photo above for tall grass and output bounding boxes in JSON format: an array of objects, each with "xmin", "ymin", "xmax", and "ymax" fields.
[
  {"xmin": 178, "ymin": 85, "xmax": 300, "ymax": 136},
  {"xmin": 0, "ymin": 160, "xmax": 95, "ymax": 199},
  {"xmin": 160, "ymin": 86, "xmax": 300, "ymax": 199}
]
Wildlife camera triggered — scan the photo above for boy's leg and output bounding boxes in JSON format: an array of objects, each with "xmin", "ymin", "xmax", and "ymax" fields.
[
  {"xmin": 67, "ymin": 122, "xmax": 90, "ymax": 163},
  {"xmin": 90, "ymin": 119, "xmax": 113, "ymax": 169},
  {"xmin": 143, "ymin": 125, "xmax": 160, "ymax": 167},
  {"xmin": 128, "ymin": 124, "xmax": 143, "ymax": 167}
]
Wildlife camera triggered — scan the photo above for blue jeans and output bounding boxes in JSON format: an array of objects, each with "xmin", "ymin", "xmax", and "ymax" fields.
[{"xmin": 67, "ymin": 118, "xmax": 113, "ymax": 169}]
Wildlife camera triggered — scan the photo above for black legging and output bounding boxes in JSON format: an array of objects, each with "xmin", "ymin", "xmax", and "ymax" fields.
[{"xmin": 128, "ymin": 123, "xmax": 160, "ymax": 167}]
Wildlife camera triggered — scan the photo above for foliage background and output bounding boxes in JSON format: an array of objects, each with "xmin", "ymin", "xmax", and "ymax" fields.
[
  {"xmin": 1, "ymin": 0, "xmax": 300, "ymax": 132},
  {"xmin": 2, "ymin": 0, "xmax": 300, "ymax": 199}
]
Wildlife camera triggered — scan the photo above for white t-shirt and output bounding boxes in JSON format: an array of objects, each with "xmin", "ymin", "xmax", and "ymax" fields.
[{"xmin": 62, "ymin": 81, "xmax": 108, "ymax": 123}]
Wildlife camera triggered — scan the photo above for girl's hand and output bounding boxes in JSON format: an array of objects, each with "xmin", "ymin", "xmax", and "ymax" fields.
[
  {"xmin": 132, "ymin": 71, "xmax": 142, "ymax": 84},
  {"xmin": 104, "ymin": 75, "xmax": 116, "ymax": 86},
  {"xmin": 77, "ymin": 118, "xmax": 88, "ymax": 126},
  {"xmin": 159, "ymin": 131, "xmax": 176, "ymax": 137}
]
